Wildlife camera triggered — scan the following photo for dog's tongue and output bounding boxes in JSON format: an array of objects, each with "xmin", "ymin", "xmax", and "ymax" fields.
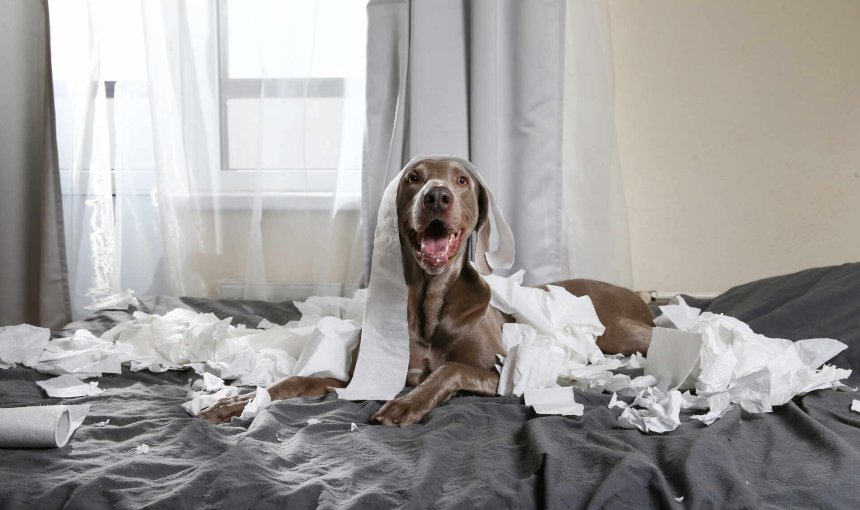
[{"xmin": 421, "ymin": 222, "xmax": 450, "ymax": 265}]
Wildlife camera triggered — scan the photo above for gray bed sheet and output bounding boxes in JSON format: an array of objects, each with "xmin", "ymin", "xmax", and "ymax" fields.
[{"xmin": 2, "ymin": 264, "xmax": 860, "ymax": 509}]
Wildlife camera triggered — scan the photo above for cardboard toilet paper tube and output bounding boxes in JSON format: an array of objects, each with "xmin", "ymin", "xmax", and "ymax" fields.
[{"xmin": 0, "ymin": 406, "xmax": 72, "ymax": 448}]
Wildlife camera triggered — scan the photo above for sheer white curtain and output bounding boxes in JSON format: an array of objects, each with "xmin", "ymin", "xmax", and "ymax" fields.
[
  {"xmin": 562, "ymin": 0, "xmax": 632, "ymax": 287},
  {"xmin": 50, "ymin": 0, "xmax": 367, "ymax": 319}
]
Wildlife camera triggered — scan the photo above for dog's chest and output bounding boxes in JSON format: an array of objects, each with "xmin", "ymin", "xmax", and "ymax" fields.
[{"xmin": 406, "ymin": 291, "xmax": 454, "ymax": 373}]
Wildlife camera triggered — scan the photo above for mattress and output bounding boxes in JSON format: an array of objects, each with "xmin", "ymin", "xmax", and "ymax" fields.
[{"xmin": 1, "ymin": 264, "xmax": 859, "ymax": 509}]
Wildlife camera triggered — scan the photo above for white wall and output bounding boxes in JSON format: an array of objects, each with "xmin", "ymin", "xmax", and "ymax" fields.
[{"xmin": 609, "ymin": 0, "xmax": 860, "ymax": 295}]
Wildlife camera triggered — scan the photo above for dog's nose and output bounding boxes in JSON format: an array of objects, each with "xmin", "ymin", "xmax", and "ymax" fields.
[{"xmin": 423, "ymin": 186, "xmax": 452, "ymax": 212}]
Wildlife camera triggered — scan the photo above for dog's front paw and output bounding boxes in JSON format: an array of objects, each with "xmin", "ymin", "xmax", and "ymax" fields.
[
  {"xmin": 371, "ymin": 396, "xmax": 431, "ymax": 427},
  {"xmin": 198, "ymin": 392, "xmax": 255, "ymax": 424}
]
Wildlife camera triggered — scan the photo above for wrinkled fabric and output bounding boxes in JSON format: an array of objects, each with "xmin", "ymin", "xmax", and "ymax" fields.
[{"xmin": 2, "ymin": 281, "xmax": 860, "ymax": 508}]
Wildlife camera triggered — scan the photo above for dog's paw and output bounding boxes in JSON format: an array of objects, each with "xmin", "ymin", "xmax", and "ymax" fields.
[
  {"xmin": 198, "ymin": 392, "xmax": 255, "ymax": 424},
  {"xmin": 371, "ymin": 397, "xmax": 430, "ymax": 427}
]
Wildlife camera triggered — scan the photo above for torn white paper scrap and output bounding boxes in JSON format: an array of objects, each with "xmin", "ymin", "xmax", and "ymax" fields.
[
  {"xmin": 202, "ymin": 372, "xmax": 224, "ymax": 392},
  {"xmin": 510, "ymin": 335, "xmax": 566, "ymax": 397},
  {"xmin": 136, "ymin": 443, "xmax": 150, "ymax": 454},
  {"xmin": 524, "ymin": 386, "xmax": 584, "ymax": 416},
  {"xmin": 295, "ymin": 296, "xmax": 353, "ymax": 320},
  {"xmin": 617, "ymin": 388, "xmax": 682, "ymax": 433},
  {"xmin": 483, "ymin": 271, "xmax": 605, "ymax": 366},
  {"xmin": 294, "ymin": 317, "xmax": 360, "ymax": 381},
  {"xmin": 306, "ymin": 418, "xmax": 322, "ymax": 425},
  {"xmin": 181, "ymin": 386, "xmax": 241, "ymax": 417},
  {"xmin": 239, "ymin": 386, "xmax": 272, "ymax": 419},
  {"xmin": 0, "ymin": 324, "xmax": 51, "ymax": 368},
  {"xmin": 84, "ymin": 289, "xmax": 140, "ymax": 312},
  {"xmin": 608, "ymin": 392, "xmax": 628, "ymax": 410},
  {"xmin": 94, "ymin": 419, "xmax": 110, "ymax": 427},
  {"xmin": 675, "ymin": 496, "xmax": 684, "ymax": 503},
  {"xmin": 36, "ymin": 374, "xmax": 104, "ymax": 398},
  {"xmin": 654, "ymin": 296, "xmax": 700, "ymax": 331},
  {"xmin": 617, "ymin": 352, "xmax": 646, "ymax": 370},
  {"xmin": 350, "ymin": 422, "xmax": 358, "ymax": 432},
  {"xmin": 690, "ymin": 392, "xmax": 734, "ymax": 425},
  {"xmin": 644, "ymin": 327, "xmax": 702, "ymax": 391},
  {"xmin": 851, "ymin": 399, "xmax": 860, "ymax": 414},
  {"xmin": 0, "ymin": 404, "xmax": 89, "ymax": 448},
  {"xmin": 256, "ymin": 318, "xmax": 276, "ymax": 330},
  {"xmin": 31, "ymin": 329, "xmax": 127, "ymax": 378}
]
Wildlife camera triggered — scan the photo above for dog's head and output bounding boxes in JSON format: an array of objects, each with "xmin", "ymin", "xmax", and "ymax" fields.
[{"xmin": 396, "ymin": 158, "xmax": 491, "ymax": 276}]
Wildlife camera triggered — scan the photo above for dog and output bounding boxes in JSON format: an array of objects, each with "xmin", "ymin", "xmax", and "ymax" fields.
[{"xmin": 199, "ymin": 157, "xmax": 653, "ymax": 425}]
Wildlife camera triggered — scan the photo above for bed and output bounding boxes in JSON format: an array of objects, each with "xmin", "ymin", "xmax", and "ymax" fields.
[{"xmin": 2, "ymin": 263, "xmax": 859, "ymax": 509}]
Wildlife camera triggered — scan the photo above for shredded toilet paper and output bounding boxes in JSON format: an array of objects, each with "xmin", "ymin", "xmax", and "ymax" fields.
[
  {"xmin": 1, "ymin": 277, "xmax": 850, "ymax": 432},
  {"xmin": 1, "ymin": 292, "xmax": 367, "ymax": 391},
  {"xmin": 182, "ymin": 385, "xmax": 241, "ymax": 417},
  {"xmin": 36, "ymin": 374, "xmax": 103, "ymax": 398},
  {"xmin": 0, "ymin": 324, "xmax": 51, "ymax": 369},
  {"xmin": 524, "ymin": 386, "xmax": 583, "ymax": 416},
  {"xmin": 83, "ymin": 289, "xmax": 140, "ymax": 312},
  {"xmin": 239, "ymin": 386, "xmax": 272, "ymax": 419},
  {"xmin": 494, "ymin": 291, "xmax": 851, "ymax": 433}
]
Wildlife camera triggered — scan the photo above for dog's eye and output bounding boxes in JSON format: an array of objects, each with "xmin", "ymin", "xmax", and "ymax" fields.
[
  {"xmin": 457, "ymin": 176, "xmax": 468, "ymax": 186},
  {"xmin": 407, "ymin": 173, "xmax": 419, "ymax": 183}
]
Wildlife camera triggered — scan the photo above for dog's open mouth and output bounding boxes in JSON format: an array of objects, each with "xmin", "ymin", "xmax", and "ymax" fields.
[{"xmin": 415, "ymin": 220, "xmax": 463, "ymax": 271}]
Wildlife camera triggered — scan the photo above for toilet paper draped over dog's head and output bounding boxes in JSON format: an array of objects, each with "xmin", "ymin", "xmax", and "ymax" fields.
[{"xmin": 335, "ymin": 155, "xmax": 514, "ymax": 401}]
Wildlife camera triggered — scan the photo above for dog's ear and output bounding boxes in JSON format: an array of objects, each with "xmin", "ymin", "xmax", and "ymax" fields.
[{"xmin": 474, "ymin": 183, "xmax": 492, "ymax": 275}]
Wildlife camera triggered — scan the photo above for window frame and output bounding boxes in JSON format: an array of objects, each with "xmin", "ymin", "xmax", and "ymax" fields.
[{"xmin": 215, "ymin": 0, "xmax": 362, "ymax": 210}]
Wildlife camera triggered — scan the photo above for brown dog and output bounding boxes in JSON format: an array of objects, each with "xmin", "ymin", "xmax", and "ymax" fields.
[{"xmin": 199, "ymin": 158, "xmax": 653, "ymax": 425}]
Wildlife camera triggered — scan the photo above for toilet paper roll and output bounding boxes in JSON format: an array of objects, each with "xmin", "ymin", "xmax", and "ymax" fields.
[{"xmin": 0, "ymin": 404, "xmax": 89, "ymax": 448}]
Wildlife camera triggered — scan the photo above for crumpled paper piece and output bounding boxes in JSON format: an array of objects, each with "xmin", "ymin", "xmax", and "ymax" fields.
[
  {"xmin": 0, "ymin": 324, "xmax": 51, "ymax": 369},
  {"xmin": 181, "ymin": 385, "xmax": 241, "ymax": 417},
  {"xmin": 239, "ymin": 386, "xmax": 272, "ymax": 419},
  {"xmin": 486, "ymin": 271, "xmax": 606, "ymax": 397},
  {"xmin": 181, "ymin": 373, "xmax": 274, "ymax": 421},
  {"xmin": 202, "ymin": 372, "xmax": 225, "ymax": 391},
  {"xmin": 84, "ymin": 289, "xmax": 141, "ymax": 312},
  {"xmin": 486, "ymin": 270, "xmax": 606, "ymax": 367},
  {"xmin": 616, "ymin": 387, "xmax": 683, "ymax": 433},
  {"xmin": 36, "ymin": 374, "xmax": 104, "ymax": 398},
  {"xmin": 29, "ymin": 329, "xmax": 127, "ymax": 378}
]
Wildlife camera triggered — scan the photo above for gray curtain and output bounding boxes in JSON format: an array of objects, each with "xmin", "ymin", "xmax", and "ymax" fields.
[
  {"xmin": 0, "ymin": 0, "xmax": 70, "ymax": 328},
  {"xmin": 363, "ymin": 0, "xmax": 567, "ymax": 285}
]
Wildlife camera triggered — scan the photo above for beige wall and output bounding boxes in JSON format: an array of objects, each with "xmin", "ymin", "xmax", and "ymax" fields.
[{"xmin": 609, "ymin": 0, "xmax": 860, "ymax": 295}]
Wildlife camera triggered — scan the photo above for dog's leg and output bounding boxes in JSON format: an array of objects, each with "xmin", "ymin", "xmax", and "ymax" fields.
[
  {"xmin": 198, "ymin": 376, "xmax": 346, "ymax": 424},
  {"xmin": 371, "ymin": 362, "xmax": 499, "ymax": 427}
]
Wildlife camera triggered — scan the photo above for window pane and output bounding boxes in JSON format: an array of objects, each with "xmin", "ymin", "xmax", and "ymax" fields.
[{"xmin": 225, "ymin": 0, "xmax": 367, "ymax": 79}]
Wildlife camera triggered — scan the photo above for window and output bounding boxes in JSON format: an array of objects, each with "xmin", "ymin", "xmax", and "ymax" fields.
[
  {"xmin": 217, "ymin": 0, "xmax": 367, "ymax": 200},
  {"xmin": 51, "ymin": 0, "xmax": 367, "ymax": 206}
]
